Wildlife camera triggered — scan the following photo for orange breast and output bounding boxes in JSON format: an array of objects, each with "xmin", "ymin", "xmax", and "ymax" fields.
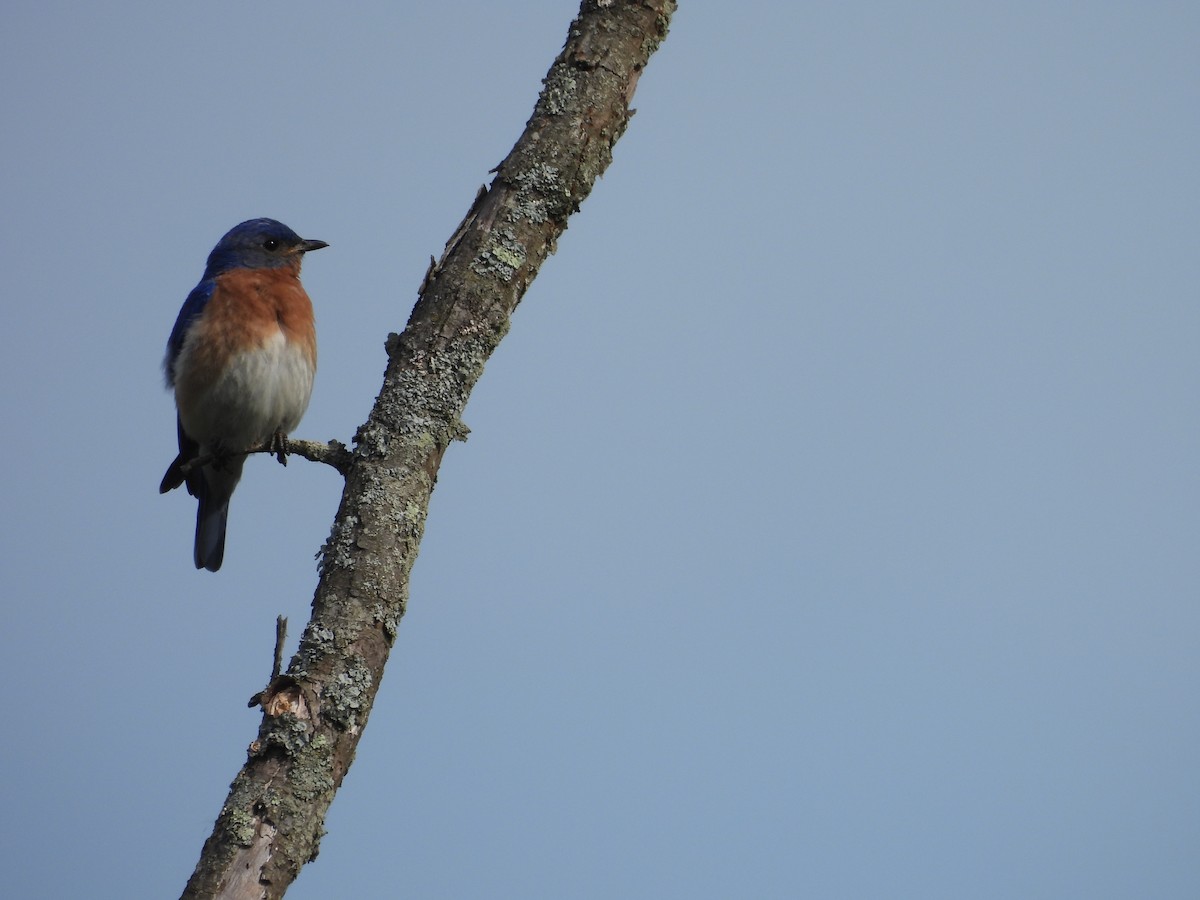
[{"xmin": 190, "ymin": 267, "xmax": 317, "ymax": 377}]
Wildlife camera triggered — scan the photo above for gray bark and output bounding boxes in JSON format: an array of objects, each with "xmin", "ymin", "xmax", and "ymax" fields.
[{"xmin": 181, "ymin": 2, "xmax": 676, "ymax": 897}]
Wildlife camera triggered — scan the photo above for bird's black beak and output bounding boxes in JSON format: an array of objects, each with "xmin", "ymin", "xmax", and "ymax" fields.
[{"xmin": 299, "ymin": 239, "xmax": 329, "ymax": 253}]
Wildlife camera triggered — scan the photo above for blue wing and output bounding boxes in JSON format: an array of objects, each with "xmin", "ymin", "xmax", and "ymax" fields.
[{"xmin": 163, "ymin": 278, "xmax": 216, "ymax": 386}]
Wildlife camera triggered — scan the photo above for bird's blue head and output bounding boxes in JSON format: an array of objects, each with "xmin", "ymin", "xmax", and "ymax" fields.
[{"xmin": 203, "ymin": 218, "xmax": 328, "ymax": 277}]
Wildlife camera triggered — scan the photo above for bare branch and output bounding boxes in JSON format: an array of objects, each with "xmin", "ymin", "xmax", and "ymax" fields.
[
  {"xmin": 247, "ymin": 617, "xmax": 289, "ymax": 709},
  {"xmin": 182, "ymin": 2, "xmax": 676, "ymax": 896},
  {"xmin": 270, "ymin": 616, "xmax": 286, "ymax": 683},
  {"xmin": 179, "ymin": 438, "xmax": 352, "ymax": 479}
]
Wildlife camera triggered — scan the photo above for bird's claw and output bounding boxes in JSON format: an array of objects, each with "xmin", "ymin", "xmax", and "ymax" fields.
[{"xmin": 270, "ymin": 431, "xmax": 289, "ymax": 466}]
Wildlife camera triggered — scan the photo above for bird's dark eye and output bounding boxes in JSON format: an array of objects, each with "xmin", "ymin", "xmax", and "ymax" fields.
[{"xmin": 263, "ymin": 238, "xmax": 280, "ymax": 251}]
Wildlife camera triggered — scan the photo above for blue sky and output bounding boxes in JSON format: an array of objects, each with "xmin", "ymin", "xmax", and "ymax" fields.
[{"xmin": 3, "ymin": 2, "xmax": 1198, "ymax": 897}]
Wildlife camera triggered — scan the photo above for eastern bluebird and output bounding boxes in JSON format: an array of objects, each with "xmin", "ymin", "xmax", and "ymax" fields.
[{"xmin": 160, "ymin": 218, "xmax": 327, "ymax": 572}]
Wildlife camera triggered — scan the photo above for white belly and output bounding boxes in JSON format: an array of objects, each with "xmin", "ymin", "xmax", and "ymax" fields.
[{"xmin": 178, "ymin": 329, "xmax": 314, "ymax": 451}]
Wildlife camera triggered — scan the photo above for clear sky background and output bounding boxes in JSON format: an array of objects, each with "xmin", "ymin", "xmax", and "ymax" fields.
[{"xmin": 2, "ymin": 2, "xmax": 1198, "ymax": 898}]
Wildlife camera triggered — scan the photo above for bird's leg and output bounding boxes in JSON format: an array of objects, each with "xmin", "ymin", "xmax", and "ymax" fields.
[{"xmin": 269, "ymin": 431, "xmax": 289, "ymax": 466}]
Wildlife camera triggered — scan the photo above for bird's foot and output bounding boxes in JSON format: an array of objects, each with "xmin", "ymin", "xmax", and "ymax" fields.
[{"xmin": 269, "ymin": 431, "xmax": 289, "ymax": 466}]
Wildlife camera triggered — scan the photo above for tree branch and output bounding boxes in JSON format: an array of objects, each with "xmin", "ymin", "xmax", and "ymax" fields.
[
  {"xmin": 181, "ymin": 2, "xmax": 676, "ymax": 897},
  {"xmin": 178, "ymin": 439, "xmax": 352, "ymax": 478}
]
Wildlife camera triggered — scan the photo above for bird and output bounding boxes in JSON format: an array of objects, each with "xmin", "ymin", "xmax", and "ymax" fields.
[{"xmin": 160, "ymin": 218, "xmax": 327, "ymax": 571}]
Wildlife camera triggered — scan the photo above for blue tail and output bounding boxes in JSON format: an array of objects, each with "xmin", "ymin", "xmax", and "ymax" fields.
[
  {"xmin": 191, "ymin": 462, "xmax": 242, "ymax": 572},
  {"xmin": 194, "ymin": 492, "xmax": 230, "ymax": 572},
  {"xmin": 161, "ymin": 417, "xmax": 242, "ymax": 572}
]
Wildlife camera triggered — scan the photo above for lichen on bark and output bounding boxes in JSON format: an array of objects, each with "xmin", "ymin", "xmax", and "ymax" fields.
[{"xmin": 181, "ymin": 2, "xmax": 675, "ymax": 897}]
